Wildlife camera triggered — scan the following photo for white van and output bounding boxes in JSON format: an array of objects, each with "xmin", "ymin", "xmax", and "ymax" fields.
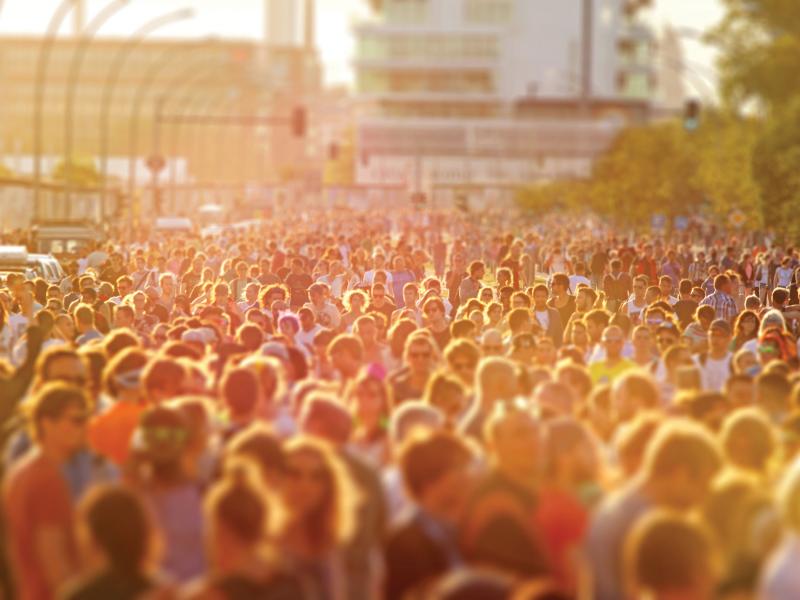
[{"xmin": 0, "ymin": 246, "xmax": 63, "ymax": 282}]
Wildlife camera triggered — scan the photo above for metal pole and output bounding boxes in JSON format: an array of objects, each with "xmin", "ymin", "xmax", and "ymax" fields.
[
  {"xmin": 33, "ymin": 0, "xmax": 77, "ymax": 219},
  {"xmin": 127, "ymin": 50, "xmax": 229, "ymax": 199},
  {"xmin": 98, "ymin": 8, "xmax": 194, "ymax": 217},
  {"xmin": 63, "ymin": 0, "xmax": 130, "ymax": 207},
  {"xmin": 580, "ymin": 0, "xmax": 593, "ymax": 115},
  {"xmin": 169, "ymin": 87, "xmax": 235, "ymax": 210}
]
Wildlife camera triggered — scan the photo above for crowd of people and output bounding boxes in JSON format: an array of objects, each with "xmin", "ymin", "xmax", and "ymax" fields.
[{"xmin": 2, "ymin": 208, "xmax": 800, "ymax": 599}]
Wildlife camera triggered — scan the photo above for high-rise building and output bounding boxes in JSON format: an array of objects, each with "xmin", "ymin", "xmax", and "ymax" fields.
[{"xmin": 352, "ymin": 0, "xmax": 656, "ymax": 199}]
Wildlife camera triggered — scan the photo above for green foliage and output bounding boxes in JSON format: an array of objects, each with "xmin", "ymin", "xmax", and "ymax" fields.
[
  {"xmin": 709, "ymin": 0, "xmax": 800, "ymax": 111},
  {"xmin": 51, "ymin": 156, "xmax": 102, "ymax": 187},
  {"xmin": 515, "ymin": 179, "xmax": 590, "ymax": 215},
  {"xmin": 752, "ymin": 98, "xmax": 800, "ymax": 241},
  {"xmin": 516, "ymin": 114, "xmax": 762, "ymax": 232}
]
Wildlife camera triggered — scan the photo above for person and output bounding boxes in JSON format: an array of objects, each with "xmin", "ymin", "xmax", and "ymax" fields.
[
  {"xmin": 761, "ymin": 459, "xmax": 800, "ymax": 599},
  {"xmin": 87, "ymin": 347, "xmax": 148, "ymax": 467},
  {"xmin": 346, "ymin": 368, "xmax": 392, "ymax": 467},
  {"xmin": 603, "ymin": 258, "xmax": 632, "ymax": 313},
  {"xmin": 326, "ymin": 333, "xmax": 364, "ymax": 390},
  {"xmin": 384, "ymin": 431, "xmax": 476, "ymax": 600},
  {"xmin": 183, "ymin": 459, "xmax": 304, "ymax": 600},
  {"xmin": 422, "ymin": 297, "xmax": 451, "ymax": 351},
  {"xmin": 698, "ymin": 319, "xmax": 734, "ymax": 392},
  {"xmin": 620, "ymin": 275, "xmax": 649, "ymax": 326},
  {"xmin": 536, "ymin": 418, "xmax": 600, "ymax": 592},
  {"xmin": 128, "ymin": 405, "xmax": 205, "ymax": 582},
  {"xmin": 531, "ymin": 284, "xmax": 563, "ymax": 348},
  {"xmin": 461, "ymin": 404, "xmax": 551, "ymax": 577},
  {"xmin": 4, "ymin": 383, "xmax": 88, "ymax": 600},
  {"xmin": 700, "ymin": 274, "xmax": 739, "ymax": 323},
  {"xmin": 547, "ymin": 273, "xmax": 576, "ymax": 325},
  {"xmin": 458, "ymin": 261, "xmax": 485, "ymax": 303},
  {"xmin": 390, "ymin": 331, "xmax": 439, "ymax": 404},
  {"xmin": 586, "ymin": 419, "xmax": 722, "ymax": 600},
  {"xmin": 624, "ymin": 510, "xmax": 719, "ymax": 600},
  {"xmin": 459, "ymin": 357, "xmax": 518, "ymax": 440},
  {"xmin": 280, "ymin": 436, "xmax": 357, "ymax": 600},
  {"xmin": 64, "ymin": 484, "xmax": 161, "ymax": 600},
  {"xmin": 673, "ymin": 278, "xmax": 699, "ymax": 328},
  {"xmin": 588, "ymin": 325, "xmax": 636, "ymax": 385}
]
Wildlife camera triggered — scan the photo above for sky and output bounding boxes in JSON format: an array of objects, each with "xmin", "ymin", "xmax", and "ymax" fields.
[{"xmin": 0, "ymin": 0, "xmax": 724, "ymax": 88}]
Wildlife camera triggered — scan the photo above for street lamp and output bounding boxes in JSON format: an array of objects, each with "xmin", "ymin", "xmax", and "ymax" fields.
[
  {"xmin": 63, "ymin": 0, "xmax": 130, "ymax": 206},
  {"xmin": 98, "ymin": 7, "xmax": 194, "ymax": 216},
  {"xmin": 33, "ymin": 0, "xmax": 78, "ymax": 218}
]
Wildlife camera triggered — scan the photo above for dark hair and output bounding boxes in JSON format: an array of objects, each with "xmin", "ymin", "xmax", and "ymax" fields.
[
  {"xmin": 221, "ymin": 367, "xmax": 260, "ymax": 417},
  {"xmin": 80, "ymin": 484, "xmax": 151, "ymax": 575},
  {"xmin": 400, "ymin": 431, "xmax": 473, "ymax": 501},
  {"xmin": 30, "ymin": 382, "xmax": 88, "ymax": 441}
]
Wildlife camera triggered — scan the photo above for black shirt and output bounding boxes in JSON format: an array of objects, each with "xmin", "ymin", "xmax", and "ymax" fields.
[{"xmin": 64, "ymin": 569, "xmax": 154, "ymax": 600}]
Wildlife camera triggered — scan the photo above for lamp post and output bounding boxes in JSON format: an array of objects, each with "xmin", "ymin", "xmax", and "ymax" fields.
[
  {"xmin": 98, "ymin": 7, "xmax": 194, "ymax": 218},
  {"xmin": 63, "ymin": 0, "xmax": 130, "ymax": 207},
  {"xmin": 33, "ymin": 0, "xmax": 78, "ymax": 219}
]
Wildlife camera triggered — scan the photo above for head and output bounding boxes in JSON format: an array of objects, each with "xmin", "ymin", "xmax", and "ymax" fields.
[{"xmin": 30, "ymin": 382, "xmax": 89, "ymax": 457}]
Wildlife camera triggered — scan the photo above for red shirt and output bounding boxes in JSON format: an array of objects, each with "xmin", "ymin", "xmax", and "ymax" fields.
[
  {"xmin": 88, "ymin": 401, "xmax": 145, "ymax": 466},
  {"xmin": 3, "ymin": 450, "xmax": 75, "ymax": 600},
  {"xmin": 535, "ymin": 487, "xmax": 589, "ymax": 590}
]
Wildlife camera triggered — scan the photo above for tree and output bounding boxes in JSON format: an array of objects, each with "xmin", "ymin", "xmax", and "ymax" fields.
[
  {"xmin": 752, "ymin": 98, "xmax": 800, "ymax": 242},
  {"xmin": 709, "ymin": 0, "xmax": 800, "ymax": 111},
  {"xmin": 51, "ymin": 156, "xmax": 102, "ymax": 187}
]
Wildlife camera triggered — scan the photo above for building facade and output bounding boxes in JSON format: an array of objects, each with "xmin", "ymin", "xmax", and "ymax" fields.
[{"xmin": 352, "ymin": 0, "xmax": 656, "ymax": 199}]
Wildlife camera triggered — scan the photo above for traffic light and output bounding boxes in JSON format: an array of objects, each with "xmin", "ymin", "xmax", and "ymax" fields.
[
  {"xmin": 683, "ymin": 99, "xmax": 700, "ymax": 132},
  {"xmin": 291, "ymin": 106, "xmax": 307, "ymax": 138}
]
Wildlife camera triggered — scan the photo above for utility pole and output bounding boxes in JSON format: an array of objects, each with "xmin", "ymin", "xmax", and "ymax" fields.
[{"xmin": 580, "ymin": 0, "xmax": 593, "ymax": 115}]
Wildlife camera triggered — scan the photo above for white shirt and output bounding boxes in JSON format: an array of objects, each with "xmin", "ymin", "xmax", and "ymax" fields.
[
  {"xmin": 569, "ymin": 275, "xmax": 592, "ymax": 294},
  {"xmin": 700, "ymin": 353, "xmax": 733, "ymax": 392},
  {"xmin": 760, "ymin": 535, "xmax": 800, "ymax": 600},
  {"xmin": 534, "ymin": 310, "xmax": 549, "ymax": 330}
]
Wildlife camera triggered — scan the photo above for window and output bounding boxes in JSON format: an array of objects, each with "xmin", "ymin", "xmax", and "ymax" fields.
[{"xmin": 464, "ymin": 0, "xmax": 513, "ymax": 25}]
